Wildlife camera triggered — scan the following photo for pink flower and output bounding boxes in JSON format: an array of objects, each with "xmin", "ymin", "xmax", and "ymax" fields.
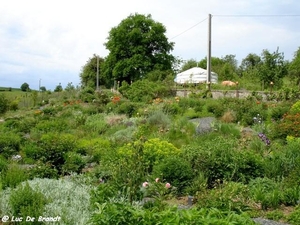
[
  {"xmin": 155, "ymin": 178, "xmax": 160, "ymax": 183},
  {"xmin": 142, "ymin": 182, "xmax": 149, "ymax": 188},
  {"xmin": 165, "ymin": 183, "xmax": 171, "ymax": 189}
]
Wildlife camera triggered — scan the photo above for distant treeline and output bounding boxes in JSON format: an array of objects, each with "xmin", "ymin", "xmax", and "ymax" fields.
[{"xmin": 0, "ymin": 87, "xmax": 21, "ymax": 92}]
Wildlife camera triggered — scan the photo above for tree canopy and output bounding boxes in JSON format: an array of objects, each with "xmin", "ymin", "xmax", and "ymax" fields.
[
  {"xmin": 80, "ymin": 54, "xmax": 105, "ymax": 88},
  {"xmin": 102, "ymin": 13, "xmax": 175, "ymax": 85},
  {"xmin": 288, "ymin": 47, "xmax": 300, "ymax": 86},
  {"xmin": 20, "ymin": 82, "xmax": 30, "ymax": 92}
]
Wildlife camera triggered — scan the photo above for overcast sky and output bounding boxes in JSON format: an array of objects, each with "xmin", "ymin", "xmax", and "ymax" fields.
[{"xmin": 1, "ymin": 0, "xmax": 300, "ymax": 90}]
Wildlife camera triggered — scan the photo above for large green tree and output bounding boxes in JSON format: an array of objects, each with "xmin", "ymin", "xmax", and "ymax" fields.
[
  {"xmin": 288, "ymin": 47, "xmax": 300, "ymax": 87},
  {"xmin": 258, "ymin": 48, "xmax": 288, "ymax": 88},
  {"xmin": 80, "ymin": 54, "xmax": 105, "ymax": 88},
  {"xmin": 102, "ymin": 13, "xmax": 175, "ymax": 84},
  {"xmin": 20, "ymin": 82, "xmax": 30, "ymax": 92},
  {"xmin": 239, "ymin": 53, "xmax": 261, "ymax": 72}
]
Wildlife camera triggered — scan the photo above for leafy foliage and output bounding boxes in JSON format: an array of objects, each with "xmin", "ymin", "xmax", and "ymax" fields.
[
  {"xmin": 20, "ymin": 82, "xmax": 30, "ymax": 92},
  {"xmin": 9, "ymin": 182, "xmax": 48, "ymax": 224},
  {"xmin": 119, "ymin": 79, "xmax": 173, "ymax": 103},
  {"xmin": 0, "ymin": 93, "xmax": 9, "ymax": 114},
  {"xmin": 103, "ymin": 13, "xmax": 175, "ymax": 84},
  {"xmin": 80, "ymin": 54, "xmax": 106, "ymax": 88}
]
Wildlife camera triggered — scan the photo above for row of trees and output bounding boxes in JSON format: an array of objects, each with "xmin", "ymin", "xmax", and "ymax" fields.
[
  {"xmin": 80, "ymin": 13, "xmax": 300, "ymax": 90},
  {"xmin": 181, "ymin": 48, "xmax": 297, "ymax": 89}
]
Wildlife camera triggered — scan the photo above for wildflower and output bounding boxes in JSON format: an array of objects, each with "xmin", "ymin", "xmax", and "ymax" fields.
[
  {"xmin": 142, "ymin": 182, "xmax": 149, "ymax": 188},
  {"xmin": 155, "ymin": 178, "xmax": 160, "ymax": 183},
  {"xmin": 165, "ymin": 183, "xmax": 171, "ymax": 189},
  {"xmin": 258, "ymin": 133, "xmax": 271, "ymax": 146}
]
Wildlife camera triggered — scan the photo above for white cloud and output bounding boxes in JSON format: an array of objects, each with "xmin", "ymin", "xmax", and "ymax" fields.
[{"xmin": 0, "ymin": 0, "xmax": 299, "ymax": 90}]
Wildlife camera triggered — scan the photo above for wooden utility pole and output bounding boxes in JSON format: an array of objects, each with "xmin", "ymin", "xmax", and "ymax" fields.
[
  {"xmin": 207, "ymin": 14, "xmax": 212, "ymax": 90},
  {"xmin": 96, "ymin": 55, "xmax": 99, "ymax": 91}
]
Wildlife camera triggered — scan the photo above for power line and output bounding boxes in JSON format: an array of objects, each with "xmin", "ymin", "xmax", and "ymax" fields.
[
  {"xmin": 170, "ymin": 17, "xmax": 208, "ymax": 40},
  {"xmin": 169, "ymin": 14, "xmax": 300, "ymax": 40},
  {"xmin": 214, "ymin": 14, "xmax": 300, "ymax": 17}
]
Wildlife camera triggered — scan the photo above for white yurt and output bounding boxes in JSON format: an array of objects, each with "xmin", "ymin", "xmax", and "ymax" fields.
[{"xmin": 174, "ymin": 67, "xmax": 218, "ymax": 84}]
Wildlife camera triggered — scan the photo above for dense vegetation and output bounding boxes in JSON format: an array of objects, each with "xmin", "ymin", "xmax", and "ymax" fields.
[{"xmin": 0, "ymin": 82, "xmax": 300, "ymax": 224}]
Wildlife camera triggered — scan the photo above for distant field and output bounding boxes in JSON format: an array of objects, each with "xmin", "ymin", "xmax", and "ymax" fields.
[
  {"xmin": 0, "ymin": 87, "xmax": 44, "ymax": 108},
  {"xmin": 0, "ymin": 87, "xmax": 22, "ymax": 92}
]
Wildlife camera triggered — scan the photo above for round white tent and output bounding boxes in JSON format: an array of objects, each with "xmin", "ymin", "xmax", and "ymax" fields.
[{"xmin": 174, "ymin": 67, "xmax": 218, "ymax": 84}]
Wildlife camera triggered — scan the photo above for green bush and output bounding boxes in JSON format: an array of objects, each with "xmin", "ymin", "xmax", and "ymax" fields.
[
  {"xmin": 9, "ymin": 99, "xmax": 19, "ymax": 111},
  {"xmin": 290, "ymin": 100, "xmax": 300, "ymax": 114},
  {"xmin": 116, "ymin": 101, "xmax": 138, "ymax": 117},
  {"xmin": 270, "ymin": 104, "xmax": 290, "ymax": 121},
  {"xmin": 196, "ymin": 182, "xmax": 250, "ymax": 212},
  {"xmin": 152, "ymin": 156, "xmax": 193, "ymax": 194},
  {"xmin": 62, "ymin": 152, "xmax": 86, "ymax": 174},
  {"xmin": 35, "ymin": 119, "xmax": 68, "ymax": 133},
  {"xmin": 0, "ymin": 93, "xmax": 9, "ymax": 114},
  {"xmin": 142, "ymin": 138, "xmax": 181, "ymax": 172},
  {"xmin": 183, "ymin": 137, "xmax": 263, "ymax": 187},
  {"xmin": 38, "ymin": 133, "xmax": 77, "ymax": 173},
  {"xmin": 147, "ymin": 110, "xmax": 171, "ymax": 129},
  {"xmin": 28, "ymin": 162, "xmax": 59, "ymax": 179},
  {"xmin": 119, "ymin": 79, "xmax": 172, "ymax": 103},
  {"xmin": 0, "ymin": 132, "xmax": 21, "ymax": 158},
  {"xmin": 42, "ymin": 106, "xmax": 57, "ymax": 116},
  {"xmin": 84, "ymin": 114, "xmax": 108, "ymax": 134},
  {"xmin": 206, "ymin": 101, "xmax": 225, "ymax": 117},
  {"xmin": 9, "ymin": 182, "xmax": 48, "ymax": 224},
  {"xmin": 1, "ymin": 164, "xmax": 29, "ymax": 189},
  {"xmin": 162, "ymin": 102, "xmax": 182, "ymax": 115},
  {"xmin": 79, "ymin": 87, "xmax": 96, "ymax": 103},
  {"xmin": 249, "ymin": 177, "xmax": 282, "ymax": 210}
]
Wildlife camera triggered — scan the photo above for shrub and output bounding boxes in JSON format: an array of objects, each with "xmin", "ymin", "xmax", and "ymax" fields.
[
  {"xmin": 275, "ymin": 113, "xmax": 300, "ymax": 138},
  {"xmin": 152, "ymin": 156, "xmax": 193, "ymax": 194},
  {"xmin": 34, "ymin": 119, "xmax": 68, "ymax": 133},
  {"xmin": 42, "ymin": 106, "xmax": 57, "ymax": 116},
  {"xmin": 249, "ymin": 177, "xmax": 282, "ymax": 210},
  {"xmin": 0, "ymin": 93, "xmax": 9, "ymax": 114},
  {"xmin": 206, "ymin": 101, "xmax": 225, "ymax": 117},
  {"xmin": 9, "ymin": 182, "xmax": 48, "ymax": 224},
  {"xmin": 142, "ymin": 138, "xmax": 181, "ymax": 172},
  {"xmin": 270, "ymin": 104, "xmax": 290, "ymax": 121},
  {"xmin": 290, "ymin": 100, "xmax": 300, "ymax": 114},
  {"xmin": 0, "ymin": 132, "xmax": 21, "ymax": 158},
  {"xmin": 79, "ymin": 87, "xmax": 96, "ymax": 103},
  {"xmin": 220, "ymin": 110, "xmax": 236, "ymax": 123},
  {"xmin": 147, "ymin": 110, "xmax": 171, "ymax": 129},
  {"xmin": 62, "ymin": 152, "xmax": 86, "ymax": 175},
  {"xmin": 84, "ymin": 114, "xmax": 108, "ymax": 134},
  {"xmin": 1, "ymin": 164, "xmax": 29, "ymax": 189},
  {"xmin": 196, "ymin": 181, "xmax": 250, "ymax": 212},
  {"xmin": 9, "ymin": 99, "xmax": 19, "ymax": 111},
  {"xmin": 162, "ymin": 102, "xmax": 181, "ymax": 115},
  {"xmin": 183, "ymin": 137, "xmax": 263, "ymax": 187},
  {"xmin": 119, "ymin": 79, "xmax": 172, "ymax": 103},
  {"xmin": 38, "ymin": 133, "xmax": 77, "ymax": 173},
  {"xmin": 116, "ymin": 101, "xmax": 138, "ymax": 117},
  {"xmin": 28, "ymin": 162, "xmax": 59, "ymax": 179}
]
